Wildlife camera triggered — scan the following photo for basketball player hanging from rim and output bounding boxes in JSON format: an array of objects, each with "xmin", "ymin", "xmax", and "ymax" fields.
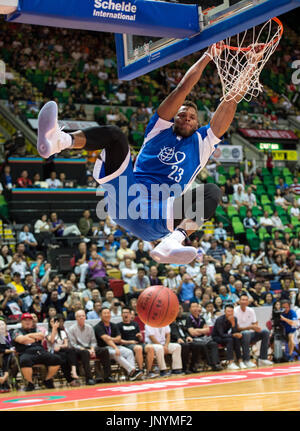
[{"xmin": 36, "ymin": 37, "xmax": 278, "ymax": 265}]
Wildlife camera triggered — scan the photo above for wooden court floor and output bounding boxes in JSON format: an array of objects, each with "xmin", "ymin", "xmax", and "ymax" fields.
[{"xmin": 1, "ymin": 362, "xmax": 300, "ymax": 411}]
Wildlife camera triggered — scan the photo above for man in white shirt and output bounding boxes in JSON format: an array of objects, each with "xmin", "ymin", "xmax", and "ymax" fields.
[
  {"xmin": 243, "ymin": 186, "xmax": 257, "ymax": 209},
  {"xmin": 186, "ymin": 260, "xmax": 200, "ymax": 282},
  {"xmin": 271, "ymin": 210, "xmax": 285, "ymax": 230},
  {"xmin": 234, "ymin": 294, "xmax": 273, "ymax": 368},
  {"xmin": 290, "ymin": 200, "xmax": 300, "ymax": 219},
  {"xmin": 232, "ymin": 185, "xmax": 247, "ymax": 208},
  {"xmin": 121, "ymin": 258, "xmax": 138, "ymax": 285},
  {"xmin": 46, "ymin": 171, "xmax": 62, "ymax": 188},
  {"xmin": 259, "ymin": 211, "xmax": 275, "ymax": 234},
  {"xmin": 145, "ymin": 324, "xmax": 182, "ymax": 376}
]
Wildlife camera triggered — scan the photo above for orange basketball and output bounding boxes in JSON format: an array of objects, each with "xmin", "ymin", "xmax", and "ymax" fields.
[{"xmin": 136, "ymin": 285, "xmax": 179, "ymax": 328}]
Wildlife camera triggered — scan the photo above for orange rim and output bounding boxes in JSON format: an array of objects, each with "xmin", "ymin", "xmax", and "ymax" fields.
[{"xmin": 220, "ymin": 17, "xmax": 284, "ymax": 52}]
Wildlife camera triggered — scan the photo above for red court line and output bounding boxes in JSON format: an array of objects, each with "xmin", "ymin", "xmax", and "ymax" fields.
[{"xmin": 1, "ymin": 364, "xmax": 300, "ymax": 410}]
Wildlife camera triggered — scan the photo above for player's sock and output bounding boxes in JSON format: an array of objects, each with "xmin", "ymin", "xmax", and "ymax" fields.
[
  {"xmin": 37, "ymin": 101, "xmax": 72, "ymax": 158},
  {"xmin": 150, "ymin": 228, "xmax": 197, "ymax": 264}
]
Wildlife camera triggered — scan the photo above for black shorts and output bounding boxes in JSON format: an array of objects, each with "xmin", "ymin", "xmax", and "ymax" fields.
[
  {"xmin": 19, "ymin": 350, "xmax": 62, "ymax": 368},
  {"xmin": 125, "ymin": 343, "xmax": 147, "ymax": 353}
]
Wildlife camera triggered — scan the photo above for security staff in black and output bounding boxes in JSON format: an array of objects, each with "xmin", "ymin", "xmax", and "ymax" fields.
[
  {"xmin": 170, "ymin": 304, "xmax": 208, "ymax": 374},
  {"xmin": 12, "ymin": 313, "xmax": 61, "ymax": 391},
  {"xmin": 186, "ymin": 302, "xmax": 222, "ymax": 371}
]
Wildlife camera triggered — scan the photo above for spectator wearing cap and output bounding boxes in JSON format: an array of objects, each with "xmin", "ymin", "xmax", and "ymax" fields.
[
  {"xmin": 12, "ymin": 313, "xmax": 61, "ymax": 391},
  {"xmin": 128, "ymin": 267, "xmax": 150, "ymax": 300}
]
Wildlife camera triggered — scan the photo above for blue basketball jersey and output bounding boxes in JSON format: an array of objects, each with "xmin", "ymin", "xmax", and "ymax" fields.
[{"xmin": 134, "ymin": 111, "xmax": 220, "ymax": 196}]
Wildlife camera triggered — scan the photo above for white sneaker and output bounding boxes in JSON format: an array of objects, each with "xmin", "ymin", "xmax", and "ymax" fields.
[
  {"xmin": 244, "ymin": 360, "xmax": 257, "ymax": 368},
  {"xmin": 38, "ymin": 101, "xmax": 72, "ymax": 158},
  {"xmin": 239, "ymin": 361, "xmax": 247, "ymax": 369},
  {"xmin": 150, "ymin": 232, "xmax": 197, "ymax": 265},
  {"xmin": 258, "ymin": 359, "xmax": 273, "ymax": 367},
  {"xmin": 227, "ymin": 362, "xmax": 240, "ymax": 370}
]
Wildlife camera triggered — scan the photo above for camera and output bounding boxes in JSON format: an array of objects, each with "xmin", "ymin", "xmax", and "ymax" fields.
[
  {"xmin": 272, "ymin": 309, "xmax": 284, "ymax": 335},
  {"xmin": 113, "ymin": 302, "xmax": 121, "ymax": 306}
]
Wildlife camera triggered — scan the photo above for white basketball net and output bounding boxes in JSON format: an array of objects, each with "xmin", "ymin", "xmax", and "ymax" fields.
[{"xmin": 208, "ymin": 18, "xmax": 283, "ymax": 103}]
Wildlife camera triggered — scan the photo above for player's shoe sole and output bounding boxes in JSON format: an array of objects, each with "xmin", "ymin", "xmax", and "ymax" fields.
[
  {"xmin": 37, "ymin": 101, "xmax": 60, "ymax": 158},
  {"xmin": 150, "ymin": 243, "xmax": 197, "ymax": 264}
]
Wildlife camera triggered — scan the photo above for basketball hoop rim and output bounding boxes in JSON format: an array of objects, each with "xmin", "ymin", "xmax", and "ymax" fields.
[{"xmin": 220, "ymin": 17, "xmax": 284, "ymax": 52}]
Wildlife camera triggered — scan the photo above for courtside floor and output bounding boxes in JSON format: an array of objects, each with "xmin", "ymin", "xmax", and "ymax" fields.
[{"xmin": 1, "ymin": 362, "xmax": 300, "ymax": 411}]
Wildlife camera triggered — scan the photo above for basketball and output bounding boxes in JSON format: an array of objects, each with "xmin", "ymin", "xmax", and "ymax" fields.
[{"xmin": 136, "ymin": 285, "xmax": 179, "ymax": 328}]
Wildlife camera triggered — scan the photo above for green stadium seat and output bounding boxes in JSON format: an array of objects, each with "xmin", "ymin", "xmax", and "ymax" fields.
[
  {"xmin": 239, "ymin": 206, "xmax": 247, "ymax": 221},
  {"xmin": 217, "ymin": 175, "xmax": 227, "ymax": 186},
  {"xmin": 283, "ymin": 167, "xmax": 292, "ymax": 177},
  {"xmin": 232, "ymin": 217, "xmax": 245, "ymax": 235},
  {"xmin": 253, "ymin": 176, "xmax": 262, "ymax": 185},
  {"xmin": 285, "ymin": 177, "xmax": 293, "ymax": 185},
  {"xmin": 291, "ymin": 216, "xmax": 300, "ymax": 227},
  {"xmin": 252, "ymin": 206, "xmax": 263, "ymax": 218},
  {"xmin": 259, "ymin": 227, "xmax": 271, "ymax": 241},
  {"xmin": 227, "ymin": 206, "xmax": 239, "ymax": 218},
  {"xmin": 260, "ymin": 195, "xmax": 271, "ymax": 205}
]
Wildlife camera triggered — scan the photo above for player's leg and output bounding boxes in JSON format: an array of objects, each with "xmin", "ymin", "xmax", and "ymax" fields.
[
  {"xmin": 37, "ymin": 101, "xmax": 129, "ymax": 175},
  {"xmin": 151, "ymin": 183, "xmax": 222, "ymax": 264}
]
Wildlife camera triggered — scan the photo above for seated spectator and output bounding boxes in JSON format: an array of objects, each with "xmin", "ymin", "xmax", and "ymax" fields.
[
  {"xmin": 18, "ymin": 225, "xmax": 38, "ymax": 259},
  {"xmin": 94, "ymin": 307, "xmax": 141, "ymax": 381},
  {"xmin": 17, "ymin": 170, "xmax": 32, "ymax": 188},
  {"xmin": 178, "ymin": 273, "xmax": 196, "ymax": 306},
  {"xmin": 235, "ymin": 294, "xmax": 273, "ymax": 367},
  {"xmin": 213, "ymin": 296, "xmax": 224, "ymax": 314},
  {"xmin": 102, "ymin": 289, "xmax": 115, "ymax": 309},
  {"xmin": 46, "ymin": 171, "xmax": 62, "ymax": 189},
  {"xmin": 46, "ymin": 315, "xmax": 80, "ymax": 386},
  {"xmin": 290, "ymin": 200, "xmax": 300, "ymax": 220},
  {"xmin": 50, "ymin": 212, "xmax": 81, "ymax": 238},
  {"xmin": 0, "ymin": 287, "xmax": 23, "ymax": 323},
  {"xmin": 87, "ymin": 300, "xmax": 102, "ymax": 320},
  {"xmin": 259, "ymin": 211, "xmax": 275, "ymax": 234},
  {"xmin": 80, "ymin": 279, "xmax": 99, "ymax": 310},
  {"xmin": 12, "ymin": 313, "xmax": 61, "ymax": 391},
  {"xmin": 202, "ymin": 302, "xmax": 218, "ymax": 326},
  {"xmin": 206, "ymin": 240, "xmax": 226, "ymax": 267},
  {"xmin": 135, "ymin": 240, "xmax": 151, "ymax": 267},
  {"xmin": 74, "ymin": 241, "xmax": 90, "ymax": 287},
  {"xmin": 218, "ymin": 285, "xmax": 236, "ymax": 307},
  {"xmin": 10, "ymin": 253, "xmax": 28, "ymax": 280},
  {"xmin": 44, "ymin": 289, "xmax": 64, "ymax": 316},
  {"xmin": 145, "ymin": 322, "xmax": 182, "ymax": 376},
  {"xmin": 29, "ymin": 293, "xmax": 46, "ymax": 322},
  {"xmin": 214, "ymin": 222, "xmax": 227, "ymax": 243},
  {"xmin": 78, "ymin": 210, "xmax": 94, "ymax": 238},
  {"xmin": 163, "ymin": 269, "xmax": 181, "ymax": 294},
  {"xmin": 67, "ymin": 309, "xmax": 115, "ymax": 384},
  {"xmin": 88, "ymin": 251, "xmax": 108, "ymax": 293},
  {"xmin": 129, "ymin": 267, "xmax": 150, "ymax": 300},
  {"xmin": 58, "ymin": 172, "xmax": 75, "ymax": 188},
  {"xmin": 148, "ymin": 265, "xmax": 162, "ymax": 286},
  {"xmin": 243, "ymin": 209, "xmax": 259, "ymax": 231},
  {"xmin": 248, "ymin": 282, "xmax": 265, "ymax": 307},
  {"xmin": 243, "ymin": 186, "xmax": 257, "ymax": 208},
  {"xmin": 0, "ymin": 318, "xmax": 18, "ymax": 392},
  {"xmin": 86, "ymin": 175, "xmax": 97, "ymax": 188},
  {"xmin": 117, "ymin": 239, "xmax": 136, "ymax": 262},
  {"xmin": 289, "ymin": 177, "xmax": 300, "ymax": 197},
  {"xmin": 110, "ymin": 299, "xmax": 122, "ymax": 319},
  {"xmin": 34, "ymin": 214, "xmax": 54, "ymax": 249},
  {"xmin": 0, "ymin": 245, "xmax": 13, "ymax": 273},
  {"xmin": 101, "ymin": 240, "xmax": 119, "ymax": 268},
  {"xmin": 280, "ymin": 299, "xmax": 298, "ymax": 359},
  {"xmin": 118, "ymin": 306, "xmax": 158, "ymax": 378},
  {"xmin": 1, "ymin": 165, "xmax": 13, "ymax": 200},
  {"xmin": 271, "ymin": 255, "xmax": 289, "ymax": 279},
  {"xmin": 8, "ymin": 271, "xmax": 26, "ymax": 296},
  {"xmin": 186, "ymin": 302, "xmax": 222, "ymax": 371},
  {"xmin": 241, "ymin": 245, "xmax": 254, "ymax": 266},
  {"xmin": 263, "ymin": 292, "xmax": 275, "ymax": 307},
  {"xmin": 212, "ymin": 304, "xmax": 243, "ymax": 370},
  {"xmin": 64, "ymin": 296, "xmax": 83, "ymax": 321},
  {"xmin": 232, "ymin": 185, "xmax": 247, "ymax": 208},
  {"xmin": 274, "ymin": 189, "xmax": 290, "ymax": 211},
  {"xmin": 33, "ymin": 172, "xmax": 48, "ymax": 189},
  {"xmin": 225, "ymin": 246, "xmax": 242, "ymax": 270},
  {"xmin": 121, "ymin": 258, "xmax": 138, "ymax": 286}
]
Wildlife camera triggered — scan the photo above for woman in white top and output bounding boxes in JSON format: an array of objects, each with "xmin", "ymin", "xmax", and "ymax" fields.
[
  {"xmin": 46, "ymin": 315, "xmax": 80, "ymax": 386},
  {"xmin": 0, "ymin": 245, "xmax": 13, "ymax": 272},
  {"xmin": 241, "ymin": 245, "xmax": 254, "ymax": 266}
]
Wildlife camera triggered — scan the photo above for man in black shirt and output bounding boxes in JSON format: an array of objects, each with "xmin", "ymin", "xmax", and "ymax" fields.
[
  {"xmin": 94, "ymin": 307, "xmax": 143, "ymax": 381},
  {"xmin": 212, "ymin": 304, "xmax": 243, "ymax": 370},
  {"xmin": 170, "ymin": 304, "xmax": 209, "ymax": 374},
  {"xmin": 12, "ymin": 313, "xmax": 61, "ymax": 391},
  {"xmin": 186, "ymin": 302, "xmax": 222, "ymax": 371},
  {"xmin": 118, "ymin": 306, "xmax": 158, "ymax": 379}
]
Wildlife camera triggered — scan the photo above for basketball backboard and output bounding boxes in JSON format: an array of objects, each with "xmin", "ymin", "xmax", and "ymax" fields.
[{"xmin": 116, "ymin": 0, "xmax": 300, "ymax": 80}]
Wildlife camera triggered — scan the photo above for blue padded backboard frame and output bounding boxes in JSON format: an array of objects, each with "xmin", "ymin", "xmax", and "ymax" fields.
[
  {"xmin": 116, "ymin": 0, "xmax": 300, "ymax": 80},
  {"xmin": 6, "ymin": 0, "xmax": 200, "ymax": 38}
]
